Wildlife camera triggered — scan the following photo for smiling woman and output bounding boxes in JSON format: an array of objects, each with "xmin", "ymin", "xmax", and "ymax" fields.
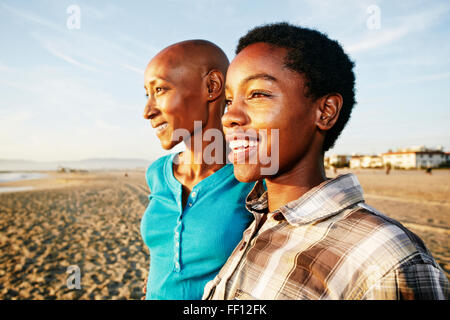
[
  {"xmin": 203, "ymin": 22, "xmax": 449, "ymax": 301},
  {"xmin": 139, "ymin": 40, "xmax": 255, "ymax": 300}
]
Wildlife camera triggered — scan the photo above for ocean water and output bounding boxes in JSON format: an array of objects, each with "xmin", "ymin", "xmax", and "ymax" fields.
[
  {"xmin": 0, "ymin": 172, "xmax": 47, "ymax": 193},
  {"xmin": 0, "ymin": 172, "xmax": 46, "ymax": 183}
]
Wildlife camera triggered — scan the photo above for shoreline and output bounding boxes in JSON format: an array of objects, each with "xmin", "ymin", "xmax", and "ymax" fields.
[{"xmin": 0, "ymin": 170, "xmax": 146, "ymax": 194}]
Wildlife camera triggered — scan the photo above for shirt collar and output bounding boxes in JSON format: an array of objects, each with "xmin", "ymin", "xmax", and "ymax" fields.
[
  {"xmin": 245, "ymin": 174, "xmax": 365, "ymax": 226},
  {"xmin": 165, "ymin": 152, "xmax": 235, "ymax": 193}
]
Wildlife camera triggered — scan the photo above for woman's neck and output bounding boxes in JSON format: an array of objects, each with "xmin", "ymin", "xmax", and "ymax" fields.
[
  {"xmin": 175, "ymin": 116, "xmax": 226, "ymax": 181},
  {"xmin": 265, "ymin": 152, "xmax": 326, "ymax": 213}
]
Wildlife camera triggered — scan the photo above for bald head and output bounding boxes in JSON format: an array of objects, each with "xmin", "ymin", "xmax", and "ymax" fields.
[
  {"xmin": 144, "ymin": 39, "xmax": 230, "ymax": 115},
  {"xmin": 143, "ymin": 40, "xmax": 230, "ymax": 149},
  {"xmin": 149, "ymin": 39, "xmax": 229, "ymax": 78}
]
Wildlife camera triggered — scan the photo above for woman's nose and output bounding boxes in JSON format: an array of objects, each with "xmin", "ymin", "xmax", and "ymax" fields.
[
  {"xmin": 222, "ymin": 103, "xmax": 248, "ymax": 129},
  {"xmin": 143, "ymin": 96, "xmax": 158, "ymax": 120}
]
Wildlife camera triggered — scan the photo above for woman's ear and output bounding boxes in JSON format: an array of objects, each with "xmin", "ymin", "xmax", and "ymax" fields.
[
  {"xmin": 316, "ymin": 93, "xmax": 343, "ymax": 131},
  {"xmin": 206, "ymin": 69, "xmax": 225, "ymax": 101}
]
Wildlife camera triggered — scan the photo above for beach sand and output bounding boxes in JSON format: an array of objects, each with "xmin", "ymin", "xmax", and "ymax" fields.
[
  {"xmin": 0, "ymin": 171, "xmax": 149, "ymax": 300},
  {"xmin": 329, "ymin": 168, "xmax": 450, "ymax": 280},
  {"xmin": 0, "ymin": 169, "xmax": 448, "ymax": 299}
]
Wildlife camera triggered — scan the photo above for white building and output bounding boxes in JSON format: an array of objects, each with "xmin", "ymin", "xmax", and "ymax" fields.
[
  {"xmin": 349, "ymin": 156, "xmax": 362, "ymax": 169},
  {"xmin": 350, "ymin": 155, "xmax": 383, "ymax": 169},
  {"xmin": 328, "ymin": 154, "xmax": 350, "ymax": 167},
  {"xmin": 382, "ymin": 150, "xmax": 447, "ymax": 169}
]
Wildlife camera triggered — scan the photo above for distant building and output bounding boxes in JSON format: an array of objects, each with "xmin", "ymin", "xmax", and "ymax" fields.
[
  {"xmin": 382, "ymin": 146, "xmax": 447, "ymax": 169},
  {"xmin": 349, "ymin": 155, "xmax": 362, "ymax": 169},
  {"xmin": 350, "ymin": 155, "xmax": 383, "ymax": 169},
  {"xmin": 363, "ymin": 155, "xmax": 383, "ymax": 168},
  {"xmin": 328, "ymin": 154, "xmax": 350, "ymax": 168},
  {"xmin": 56, "ymin": 165, "xmax": 88, "ymax": 173},
  {"xmin": 57, "ymin": 166, "xmax": 70, "ymax": 173}
]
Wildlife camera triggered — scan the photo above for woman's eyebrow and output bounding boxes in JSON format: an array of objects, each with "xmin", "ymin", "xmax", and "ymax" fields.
[
  {"xmin": 146, "ymin": 76, "xmax": 171, "ymax": 87},
  {"xmin": 242, "ymin": 73, "xmax": 277, "ymax": 84},
  {"xmin": 225, "ymin": 73, "xmax": 278, "ymax": 92},
  {"xmin": 146, "ymin": 79, "xmax": 159, "ymax": 87}
]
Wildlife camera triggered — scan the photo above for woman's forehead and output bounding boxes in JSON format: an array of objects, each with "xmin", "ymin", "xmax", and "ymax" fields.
[
  {"xmin": 144, "ymin": 58, "xmax": 201, "ymax": 87},
  {"xmin": 227, "ymin": 43, "xmax": 301, "ymax": 88}
]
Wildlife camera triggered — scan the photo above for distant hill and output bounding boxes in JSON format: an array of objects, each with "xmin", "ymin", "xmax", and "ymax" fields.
[{"xmin": 0, "ymin": 158, "xmax": 152, "ymax": 171}]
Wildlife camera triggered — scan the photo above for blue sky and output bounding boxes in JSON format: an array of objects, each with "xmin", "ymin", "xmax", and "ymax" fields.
[{"xmin": 1, "ymin": 0, "xmax": 449, "ymax": 161}]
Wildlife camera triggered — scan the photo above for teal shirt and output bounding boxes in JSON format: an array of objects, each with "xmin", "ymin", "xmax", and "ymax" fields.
[{"xmin": 140, "ymin": 153, "xmax": 254, "ymax": 300}]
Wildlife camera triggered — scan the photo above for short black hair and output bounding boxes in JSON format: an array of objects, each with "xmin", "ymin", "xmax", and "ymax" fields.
[{"xmin": 236, "ymin": 22, "xmax": 356, "ymax": 153}]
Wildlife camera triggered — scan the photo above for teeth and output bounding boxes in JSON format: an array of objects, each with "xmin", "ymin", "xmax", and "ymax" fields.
[
  {"xmin": 156, "ymin": 123, "xmax": 168, "ymax": 132},
  {"xmin": 229, "ymin": 139, "xmax": 258, "ymax": 149}
]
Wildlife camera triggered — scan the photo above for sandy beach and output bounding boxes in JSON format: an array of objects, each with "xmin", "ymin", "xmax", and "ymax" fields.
[
  {"xmin": 0, "ymin": 171, "xmax": 150, "ymax": 299},
  {"xmin": 0, "ymin": 168, "xmax": 449, "ymax": 299}
]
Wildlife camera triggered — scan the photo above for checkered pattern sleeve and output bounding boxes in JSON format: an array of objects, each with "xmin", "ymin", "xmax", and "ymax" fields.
[{"xmin": 362, "ymin": 262, "xmax": 449, "ymax": 300}]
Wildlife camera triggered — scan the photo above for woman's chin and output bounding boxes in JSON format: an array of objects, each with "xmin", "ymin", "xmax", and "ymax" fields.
[
  {"xmin": 160, "ymin": 140, "xmax": 178, "ymax": 150},
  {"xmin": 233, "ymin": 164, "xmax": 262, "ymax": 183}
]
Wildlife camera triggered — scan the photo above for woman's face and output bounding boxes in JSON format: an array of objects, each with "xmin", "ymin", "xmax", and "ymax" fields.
[
  {"xmin": 143, "ymin": 54, "xmax": 208, "ymax": 150},
  {"xmin": 222, "ymin": 42, "xmax": 317, "ymax": 182}
]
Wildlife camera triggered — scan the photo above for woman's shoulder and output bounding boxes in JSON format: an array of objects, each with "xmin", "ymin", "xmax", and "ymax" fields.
[
  {"xmin": 147, "ymin": 154, "xmax": 173, "ymax": 173},
  {"xmin": 145, "ymin": 154, "xmax": 175, "ymax": 187}
]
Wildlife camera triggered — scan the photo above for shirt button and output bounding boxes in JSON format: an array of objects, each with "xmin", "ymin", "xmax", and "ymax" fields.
[
  {"xmin": 188, "ymin": 203, "xmax": 192, "ymax": 207},
  {"xmin": 191, "ymin": 191, "xmax": 197, "ymax": 197},
  {"xmin": 273, "ymin": 212, "xmax": 284, "ymax": 221}
]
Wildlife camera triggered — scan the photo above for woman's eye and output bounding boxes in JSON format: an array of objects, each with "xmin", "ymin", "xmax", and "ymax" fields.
[
  {"xmin": 155, "ymin": 87, "xmax": 167, "ymax": 95},
  {"xmin": 250, "ymin": 91, "xmax": 270, "ymax": 99},
  {"xmin": 225, "ymin": 99, "xmax": 232, "ymax": 106}
]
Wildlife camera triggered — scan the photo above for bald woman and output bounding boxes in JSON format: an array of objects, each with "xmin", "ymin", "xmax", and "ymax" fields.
[{"xmin": 140, "ymin": 40, "xmax": 254, "ymax": 300}]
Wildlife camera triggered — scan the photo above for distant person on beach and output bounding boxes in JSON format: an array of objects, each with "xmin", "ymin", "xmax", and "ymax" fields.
[
  {"xmin": 140, "ymin": 40, "xmax": 254, "ymax": 300},
  {"xmin": 203, "ymin": 23, "xmax": 448, "ymax": 300},
  {"xmin": 385, "ymin": 162, "xmax": 391, "ymax": 175}
]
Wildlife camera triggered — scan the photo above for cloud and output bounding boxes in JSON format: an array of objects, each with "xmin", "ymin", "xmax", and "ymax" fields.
[
  {"xmin": 345, "ymin": 26, "xmax": 409, "ymax": 53},
  {"xmin": 1, "ymin": 2, "xmax": 65, "ymax": 32},
  {"xmin": 122, "ymin": 64, "xmax": 144, "ymax": 75},
  {"xmin": 116, "ymin": 32, "xmax": 158, "ymax": 56},
  {"xmin": 3, "ymin": 3, "xmax": 147, "ymax": 69},
  {"xmin": 0, "ymin": 61, "xmax": 10, "ymax": 71},
  {"xmin": 28, "ymin": 32, "xmax": 103, "ymax": 72},
  {"xmin": 0, "ymin": 65, "xmax": 155, "ymax": 161},
  {"xmin": 43, "ymin": 43, "xmax": 102, "ymax": 73},
  {"xmin": 367, "ymin": 71, "xmax": 450, "ymax": 89},
  {"xmin": 345, "ymin": 2, "xmax": 450, "ymax": 54}
]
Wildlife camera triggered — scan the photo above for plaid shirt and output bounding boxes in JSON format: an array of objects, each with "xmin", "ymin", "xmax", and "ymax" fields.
[{"xmin": 203, "ymin": 174, "xmax": 449, "ymax": 300}]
